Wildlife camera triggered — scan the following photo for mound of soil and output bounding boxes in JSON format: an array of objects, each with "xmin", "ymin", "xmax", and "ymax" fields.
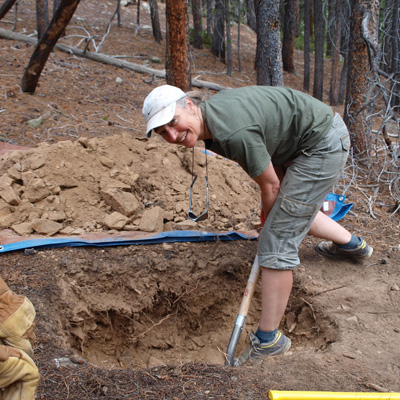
[
  {"xmin": 0, "ymin": 132, "xmax": 260, "ymax": 238},
  {"xmin": 1, "ymin": 1, "xmax": 400, "ymax": 399}
]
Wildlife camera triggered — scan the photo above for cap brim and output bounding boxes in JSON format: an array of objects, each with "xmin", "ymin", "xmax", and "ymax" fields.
[{"xmin": 145, "ymin": 103, "xmax": 176, "ymax": 138}]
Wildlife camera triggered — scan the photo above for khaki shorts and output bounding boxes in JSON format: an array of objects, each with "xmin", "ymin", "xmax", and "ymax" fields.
[{"xmin": 258, "ymin": 113, "xmax": 350, "ymax": 270}]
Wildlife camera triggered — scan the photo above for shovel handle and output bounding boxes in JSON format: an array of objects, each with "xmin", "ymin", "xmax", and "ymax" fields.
[{"xmin": 225, "ymin": 255, "xmax": 261, "ymax": 366}]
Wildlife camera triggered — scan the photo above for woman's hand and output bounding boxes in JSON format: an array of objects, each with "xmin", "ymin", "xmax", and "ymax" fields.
[{"xmin": 252, "ymin": 161, "xmax": 281, "ymax": 221}]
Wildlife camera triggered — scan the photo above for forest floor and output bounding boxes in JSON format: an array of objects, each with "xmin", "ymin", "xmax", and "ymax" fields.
[{"xmin": 0, "ymin": 1, "xmax": 400, "ymax": 399}]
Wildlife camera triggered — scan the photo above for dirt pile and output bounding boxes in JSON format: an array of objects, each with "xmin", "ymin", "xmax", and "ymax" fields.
[{"xmin": 0, "ymin": 133, "xmax": 261, "ymax": 238}]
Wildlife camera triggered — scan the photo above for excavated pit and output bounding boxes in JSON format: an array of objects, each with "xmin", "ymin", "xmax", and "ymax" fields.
[{"xmin": 48, "ymin": 241, "xmax": 338, "ymax": 370}]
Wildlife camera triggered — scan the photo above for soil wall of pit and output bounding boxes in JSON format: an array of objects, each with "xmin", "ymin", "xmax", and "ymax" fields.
[{"xmin": 42, "ymin": 241, "xmax": 338, "ymax": 369}]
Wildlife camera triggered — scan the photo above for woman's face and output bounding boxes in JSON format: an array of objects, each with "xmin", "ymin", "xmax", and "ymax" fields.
[{"xmin": 154, "ymin": 101, "xmax": 203, "ymax": 148}]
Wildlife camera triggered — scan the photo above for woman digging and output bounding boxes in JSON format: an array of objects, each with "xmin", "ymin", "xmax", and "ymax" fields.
[{"xmin": 141, "ymin": 85, "xmax": 373, "ymax": 365}]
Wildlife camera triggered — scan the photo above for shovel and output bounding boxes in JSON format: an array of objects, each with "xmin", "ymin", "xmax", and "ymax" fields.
[{"xmin": 225, "ymin": 254, "xmax": 261, "ymax": 366}]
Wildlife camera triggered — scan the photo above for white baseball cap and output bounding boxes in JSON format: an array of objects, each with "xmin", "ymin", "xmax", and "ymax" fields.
[{"xmin": 142, "ymin": 85, "xmax": 186, "ymax": 137}]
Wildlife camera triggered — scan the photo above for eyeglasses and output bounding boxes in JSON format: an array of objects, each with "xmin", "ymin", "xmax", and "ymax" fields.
[{"xmin": 187, "ymin": 145, "xmax": 209, "ymax": 222}]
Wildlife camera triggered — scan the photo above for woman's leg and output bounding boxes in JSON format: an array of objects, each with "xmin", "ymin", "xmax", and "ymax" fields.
[
  {"xmin": 259, "ymin": 268, "xmax": 293, "ymax": 332},
  {"xmin": 308, "ymin": 210, "xmax": 351, "ymax": 245}
]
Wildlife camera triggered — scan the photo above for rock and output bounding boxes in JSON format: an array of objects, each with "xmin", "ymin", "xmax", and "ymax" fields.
[
  {"xmin": 31, "ymin": 219, "xmax": 63, "ymax": 236},
  {"xmin": 0, "ymin": 174, "xmax": 13, "ymax": 189},
  {"xmin": 7, "ymin": 166, "xmax": 21, "ymax": 180},
  {"xmin": 345, "ymin": 316, "xmax": 359, "ymax": 327},
  {"xmin": 59, "ymin": 226, "xmax": 76, "ymax": 235},
  {"xmin": 149, "ymin": 56, "xmax": 161, "ymax": 64},
  {"xmin": 104, "ymin": 212, "xmax": 129, "ymax": 230},
  {"xmin": 174, "ymin": 220, "xmax": 198, "ymax": 230},
  {"xmin": 175, "ymin": 201, "xmax": 186, "ymax": 214},
  {"xmin": 0, "ymin": 213, "xmax": 20, "ymax": 228},
  {"xmin": 118, "ymin": 171, "xmax": 139, "ymax": 186},
  {"xmin": 139, "ymin": 206, "xmax": 164, "ymax": 232},
  {"xmin": 26, "ymin": 116, "xmax": 44, "ymax": 128},
  {"xmin": 192, "ymin": 336, "xmax": 206, "ymax": 348},
  {"xmin": 163, "ymin": 221, "xmax": 174, "ymax": 231},
  {"xmin": 99, "ymin": 156, "xmax": 114, "ymax": 168},
  {"xmin": 22, "ymin": 186, "xmax": 51, "ymax": 203},
  {"xmin": 12, "ymin": 222, "xmax": 33, "ymax": 235},
  {"xmin": 146, "ymin": 143, "xmax": 159, "ymax": 151},
  {"xmin": 101, "ymin": 188, "xmax": 140, "ymax": 217},
  {"xmin": 164, "ymin": 210, "xmax": 174, "ymax": 221},
  {"xmin": 124, "ymin": 224, "xmax": 139, "ymax": 231},
  {"xmin": 71, "ymin": 228, "xmax": 86, "ymax": 235},
  {"xmin": 100, "ymin": 177, "xmax": 130, "ymax": 191},
  {"xmin": 390, "ymin": 284, "xmax": 400, "ymax": 291},
  {"xmin": 26, "ymin": 153, "xmax": 46, "ymax": 170},
  {"xmin": 44, "ymin": 210, "xmax": 67, "ymax": 222},
  {"xmin": 0, "ymin": 186, "xmax": 20, "ymax": 205},
  {"xmin": 53, "ymin": 176, "xmax": 79, "ymax": 188},
  {"xmin": 147, "ymin": 356, "xmax": 165, "ymax": 368},
  {"xmin": 172, "ymin": 182, "xmax": 186, "ymax": 193},
  {"xmin": 0, "ymin": 201, "xmax": 11, "ymax": 217}
]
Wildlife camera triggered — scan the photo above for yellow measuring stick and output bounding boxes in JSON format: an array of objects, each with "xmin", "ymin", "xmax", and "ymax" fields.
[{"xmin": 269, "ymin": 391, "xmax": 400, "ymax": 400}]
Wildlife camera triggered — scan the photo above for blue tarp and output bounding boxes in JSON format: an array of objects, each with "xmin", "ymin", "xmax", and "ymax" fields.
[
  {"xmin": 325, "ymin": 192, "xmax": 353, "ymax": 221},
  {"xmin": 0, "ymin": 193, "xmax": 352, "ymax": 254},
  {"xmin": 0, "ymin": 231, "xmax": 257, "ymax": 253}
]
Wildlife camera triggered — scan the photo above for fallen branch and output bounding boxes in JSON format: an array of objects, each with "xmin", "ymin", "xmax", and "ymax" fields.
[{"xmin": 0, "ymin": 27, "xmax": 229, "ymax": 91}]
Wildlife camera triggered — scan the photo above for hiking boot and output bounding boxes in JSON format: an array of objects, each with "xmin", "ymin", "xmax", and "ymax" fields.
[
  {"xmin": 316, "ymin": 238, "xmax": 373, "ymax": 260},
  {"xmin": 234, "ymin": 331, "xmax": 291, "ymax": 366}
]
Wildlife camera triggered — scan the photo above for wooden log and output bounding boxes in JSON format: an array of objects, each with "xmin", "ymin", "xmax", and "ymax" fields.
[{"xmin": 0, "ymin": 27, "xmax": 229, "ymax": 91}]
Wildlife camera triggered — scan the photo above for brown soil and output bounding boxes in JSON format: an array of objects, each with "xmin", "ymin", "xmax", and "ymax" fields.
[{"xmin": 1, "ymin": 2, "xmax": 400, "ymax": 399}]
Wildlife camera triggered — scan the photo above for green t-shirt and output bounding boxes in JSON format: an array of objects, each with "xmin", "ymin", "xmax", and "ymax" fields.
[{"xmin": 201, "ymin": 86, "xmax": 334, "ymax": 178}]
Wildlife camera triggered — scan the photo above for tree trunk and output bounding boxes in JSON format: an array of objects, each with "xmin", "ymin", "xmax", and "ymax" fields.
[
  {"xmin": 165, "ymin": 0, "xmax": 191, "ymax": 91},
  {"xmin": 254, "ymin": 0, "xmax": 283, "ymax": 86},
  {"xmin": 313, "ymin": 0, "xmax": 325, "ymax": 100},
  {"xmin": 149, "ymin": 0, "xmax": 162, "ymax": 43},
  {"xmin": 303, "ymin": 0, "xmax": 311, "ymax": 92},
  {"xmin": 338, "ymin": 38, "xmax": 349, "ymax": 104},
  {"xmin": 211, "ymin": 0, "xmax": 225, "ymax": 63},
  {"xmin": 206, "ymin": 0, "xmax": 212, "ymax": 38},
  {"xmin": 237, "ymin": 0, "xmax": 242, "ymax": 72},
  {"xmin": 0, "ymin": 0, "xmax": 18, "ymax": 20},
  {"xmin": 294, "ymin": 0, "xmax": 300, "ymax": 37},
  {"xmin": 192, "ymin": 0, "xmax": 203, "ymax": 49},
  {"xmin": 36, "ymin": 0, "xmax": 49, "ymax": 39},
  {"xmin": 245, "ymin": 0, "xmax": 257, "ymax": 31},
  {"xmin": 329, "ymin": 0, "xmax": 342, "ymax": 106},
  {"xmin": 390, "ymin": 0, "xmax": 399, "ymax": 107},
  {"xmin": 136, "ymin": 0, "xmax": 140, "ymax": 26},
  {"xmin": 225, "ymin": 0, "xmax": 232, "ymax": 75},
  {"xmin": 326, "ymin": 0, "xmax": 335, "ymax": 57},
  {"xmin": 380, "ymin": 0, "xmax": 393, "ymax": 74},
  {"xmin": 344, "ymin": 0, "xmax": 380, "ymax": 160},
  {"xmin": 20, "ymin": 0, "xmax": 81, "ymax": 93},
  {"xmin": 53, "ymin": 0, "xmax": 61, "ymax": 15},
  {"xmin": 282, "ymin": 0, "xmax": 296, "ymax": 73},
  {"xmin": 338, "ymin": 0, "xmax": 350, "ymax": 104},
  {"xmin": 116, "ymin": 0, "xmax": 121, "ymax": 28}
]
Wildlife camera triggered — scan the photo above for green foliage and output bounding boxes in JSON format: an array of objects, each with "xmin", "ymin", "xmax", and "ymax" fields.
[
  {"xmin": 188, "ymin": 27, "xmax": 213, "ymax": 49},
  {"xmin": 294, "ymin": 34, "xmax": 315, "ymax": 53}
]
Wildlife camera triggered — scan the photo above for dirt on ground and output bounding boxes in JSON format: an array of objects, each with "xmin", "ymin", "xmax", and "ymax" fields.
[{"xmin": 0, "ymin": 1, "xmax": 400, "ymax": 399}]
